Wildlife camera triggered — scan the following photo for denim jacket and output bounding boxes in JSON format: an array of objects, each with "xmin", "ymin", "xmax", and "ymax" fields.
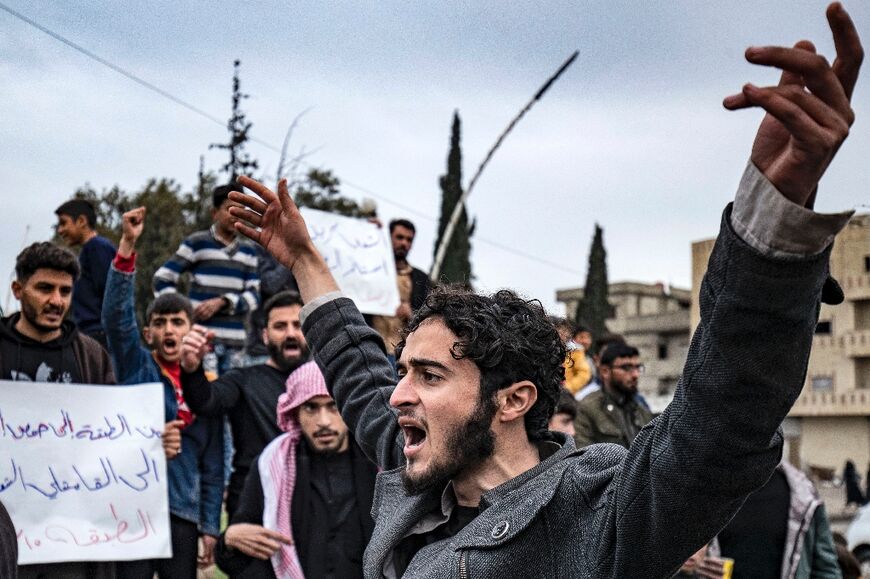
[{"xmin": 102, "ymin": 264, "xmax": 224, "ymax": 536}]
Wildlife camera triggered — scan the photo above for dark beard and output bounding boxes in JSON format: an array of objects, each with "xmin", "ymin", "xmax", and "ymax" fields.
[
  {"xmin": 267, "ymin": 340, "xmax": 309, "ymax": 374},
  {"xmin": 401, "ymin": 393, "xmax": 497, "ymax": 496}
]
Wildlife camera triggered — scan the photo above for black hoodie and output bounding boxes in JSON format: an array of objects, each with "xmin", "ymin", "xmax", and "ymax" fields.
[
  {"xmin": 0, "ymin": 314, "xmax": 115, "ymax": 386},
  {"xmin": 0, "ymin": 314, "xmax": 82, "ymax": 383}
]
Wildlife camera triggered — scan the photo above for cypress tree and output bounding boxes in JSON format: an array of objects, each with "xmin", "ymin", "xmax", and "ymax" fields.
[
  {"xmin": 574, "ymin": 224, "xmax": 612, "ymax": 339},
  {"xmin": 434, "ymin": 111, "xmax": 473, "ymax": 286}
]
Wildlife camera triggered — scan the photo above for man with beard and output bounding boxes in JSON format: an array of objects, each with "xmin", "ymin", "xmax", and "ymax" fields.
[
  {"xmin": 102, "ymin": 207, "xmax": 225, "ymax": 578},
  {"xmin": 573, "ymin": 343, "xmax": 652, "ymax": 448},
  {"xmin": 224, "ymin": 4, "xmax": 862, "ymax": 577},
  {"xmin": 368, "ymin": 219, "xmax": 431, "ymax": 362},
  {"xmin": 213, "ymin": 362, "xmax": 376, "ymax": 579},
  {"xmin": 181, "ymin": 290, "xmax": 310, "ymax": 517},
  {"xmin": 0, "ymin": 242, "xmax": 116, "ymax": 579}
]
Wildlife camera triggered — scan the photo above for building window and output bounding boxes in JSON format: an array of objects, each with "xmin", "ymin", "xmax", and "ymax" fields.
[
  {"xmin": 811, "ymin": 376, "xmax": 834, "ymax": 391},
  {"xmin": 658, "ymin": 343, "xmax": 668, "ymax": 360},
  {"xmin": 815, "ymin": 321, "xmax": 832, "ymax": 334},
  {"xmin": 856, "ymin": 300, "xmax": 870, "ymax": 330},
  {"xmin": 865, "ymin": 255, "xmax": 870, "ymax": 273},
  {"xmin": 858, "ymin": 358, "xmax": 870, "ymax": 390}
]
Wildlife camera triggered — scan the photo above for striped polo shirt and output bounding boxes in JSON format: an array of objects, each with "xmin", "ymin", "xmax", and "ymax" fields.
[{"xmin": 153, "ymin": 227, "xmax": 259, "ymax": 347}]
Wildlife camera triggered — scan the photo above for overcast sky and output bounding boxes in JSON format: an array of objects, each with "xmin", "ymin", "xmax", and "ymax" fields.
[{"xmin": 1, "ymin": 0, "xmax": 867, "ymax": 315}]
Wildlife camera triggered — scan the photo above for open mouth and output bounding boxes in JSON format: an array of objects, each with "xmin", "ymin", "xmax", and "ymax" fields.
[
  {"xmin": 162, "ymin": 338, "xmax": 178, "ymax": 352},
  {"xmin": 282, "ymin": 340, "xmax": 301, "ymax": 357},
  {"xmin": 399, "ymin": 417, "xmax": 427, "ymax": 456}
]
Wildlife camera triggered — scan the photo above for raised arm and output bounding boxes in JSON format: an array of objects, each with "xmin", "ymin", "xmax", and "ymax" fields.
[
  {"xmin": 227, "ymin": 178, "xmax": 404, "ymax": 468},
  {"xmin": 101, "ymin": 207, "xmax": 154, "ymax": 385},
  {"xmin": 588, "ymin": 5, "xmax": 863, "ymax": 576}
]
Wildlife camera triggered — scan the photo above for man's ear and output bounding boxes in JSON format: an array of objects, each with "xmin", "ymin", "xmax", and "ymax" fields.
[
  {"xmin": 75, "ymin": 215, "xmax": 89, "ymax": 231},
  {"xmin": 262, "ymin": 327, "xmax": 269, "ymax": 346},
  {"xmin": 11, "ymin": 280, "xmax": 22, "ymax": 300},
  {"xmin": 143, "ymin": 326, "xmax": 152, "ymax": 344},
  {"xmin": 497, "ymin": 380, "xmax": 538, "ymax": 423}
]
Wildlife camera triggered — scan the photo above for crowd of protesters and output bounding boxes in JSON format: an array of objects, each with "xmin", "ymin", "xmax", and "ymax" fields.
[{"xmin": 0, "ymin": 3, "xmax": 866, "ymax": 578}]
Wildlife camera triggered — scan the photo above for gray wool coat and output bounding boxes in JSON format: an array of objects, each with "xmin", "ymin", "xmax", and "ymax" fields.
[{"xmin": 301, "ymin": 206, "xmax": 830, "ymax": 579}]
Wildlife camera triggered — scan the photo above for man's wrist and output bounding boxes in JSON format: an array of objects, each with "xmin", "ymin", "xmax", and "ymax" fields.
[{"xmin": 118, "ymin": 238, "xmax": 136, "ymax": 258}]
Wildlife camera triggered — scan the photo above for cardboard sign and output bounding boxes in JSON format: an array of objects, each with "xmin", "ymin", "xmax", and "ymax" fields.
[
  {"xmin": 0, "ymin": 381, "xmax": 170, "ymax": 564},
  {"xmin": 301, "ymin": 208, "xmax": 401, "ymax": 316}
]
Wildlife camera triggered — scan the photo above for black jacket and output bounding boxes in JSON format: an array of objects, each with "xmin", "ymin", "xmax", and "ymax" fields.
[{"xmin": 215, "ymin": 438, "xmax": 377, "ymax": 578}]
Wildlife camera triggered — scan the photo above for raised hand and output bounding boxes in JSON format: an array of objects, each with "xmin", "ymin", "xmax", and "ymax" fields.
[
  {"xmin": 180, "ymin": 324, "xmax": 214, "ymax": 373},
  {"xmin": 224, "ymin": 523, "xmax": 293, "ymax": 560},
  {"xmin": 229, "ymin": 177, "xmax": 316, "ymax": 271},
  {"xmin": 119, "ymin": 206, "xmax": 146, "ymax": 258},
  {"xmin": 228, "ymin": 177, "xmax": 339, "ymax": 303},
  {"xmin": 723, "ymin": 2, "xmax": 862, "ymax": 207}
]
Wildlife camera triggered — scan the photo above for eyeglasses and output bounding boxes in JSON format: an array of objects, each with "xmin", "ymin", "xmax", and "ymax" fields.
[{"xmin": 611, "ymin": 363, "xmax": 645, "ymax": 374}]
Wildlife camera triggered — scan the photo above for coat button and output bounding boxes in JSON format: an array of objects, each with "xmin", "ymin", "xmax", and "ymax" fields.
[{"xmin": 491, "ymin": 521, "xmax": 510, "ymax": 539}]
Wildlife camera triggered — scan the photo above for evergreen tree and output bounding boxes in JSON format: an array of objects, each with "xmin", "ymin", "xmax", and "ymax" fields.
[
  {"xmin": 574, "ymin": 224, "xmax": 613, "ymax": 339},
  {"xmin": 210, "ymin": 60, "xmax": 259, "ymax": 181},
  {"xmin": 433, "ymin": 111, "xmax": 473, "ymax": 285}
]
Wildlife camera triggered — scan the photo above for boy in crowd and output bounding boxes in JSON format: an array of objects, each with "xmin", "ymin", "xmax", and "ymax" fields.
[
  {"xmin": 103, "ymin": 207, "xmax": 224, "ymax": 578},
  {"xmin": 55, "ymin": 199, "xmax": 116, "ymax": 347}
]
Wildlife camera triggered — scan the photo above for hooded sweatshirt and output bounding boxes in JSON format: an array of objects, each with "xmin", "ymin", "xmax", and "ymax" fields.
[
  {"xmin": 0, "ymin": 314, "xmax": 82, "ymax": 383},
  {"xmin": 0, "ymin": 314, "xmax": 114, "ymax": 385}
]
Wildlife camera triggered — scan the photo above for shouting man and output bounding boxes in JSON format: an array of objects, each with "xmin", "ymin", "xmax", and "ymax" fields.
[
  {"xmin": 180, "ymin": 290, "xmax": 310, "ymax": 518},
  {"xmin": 226, "ymin": 4, "xmax": 862, "ymax": 577}
]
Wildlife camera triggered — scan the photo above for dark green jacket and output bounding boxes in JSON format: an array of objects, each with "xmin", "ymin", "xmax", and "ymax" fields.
[{"xmin": 573, "ymin": 388, "xmax": 654, "ymax": 448}]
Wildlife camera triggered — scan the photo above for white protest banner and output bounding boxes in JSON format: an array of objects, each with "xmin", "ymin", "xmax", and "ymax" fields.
[
  {"xmin": 301, "ymin": 207, "xmax": 401, "ymax": 316},
  {"xmin": 0, "ymin": 381, "xmax": 170, "ymax": 564}
]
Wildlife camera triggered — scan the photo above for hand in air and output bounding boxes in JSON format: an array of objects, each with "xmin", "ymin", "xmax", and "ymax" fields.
[
  {"xmin": 228, "ymin": 177, "xmax": 317, "ymax": 272},
  {"xmin": 724, "ymin": 2, "xmax": 863, "ymax": 207}
]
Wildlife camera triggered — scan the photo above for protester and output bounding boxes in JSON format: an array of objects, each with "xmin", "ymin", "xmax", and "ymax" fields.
[
  {"xmin": 368, "ymin": 219, "xmax": 431, "ymax": 362},
  {"xmin": 573, "ymin": 342, "xmax": 653, "ymax": 448},
  {"xmin": 575, "ymin": 333, "xmax": 623, "ymax": 401},
  {"xmin": 548, "ymin": 387, "xmax": 578, "ymax": 437},
  {"xmin": 554, "ymin": 318, "xmax": 592, "ymax": 394},
  {"xmin": 0, "ymin": 500, "xmax": 17, "ymax": 579},
  {"xmin": 54, "ymin": 199, "xmax": 116, "ymax": 348},
  {"xmin": 845, "ymin": 460, "xmax": 865, "ymax": 506},
  {"xmin": 180, "ymin": 290, "xmax": 309, "ymax": 518},
  {"xmin": 102, "ymin": 207, "xmax": 225, "ymax": 578},
  {"xmin": 242, "ymin": 247, "xmax": 299, "ymax": 366},
  {"xmin": 718, "ymin": 462, "xmax": 841, "ymax": 578},
  {"xmin": 214, "ymin": 361, "xmax": 376, "ymax": 579},
  {"xmin": 1, "ymin": 242, "xmax": 115, "ymax": 577},
  {"xmin": 153, "ymin": 183, "xmax": 260, "ymax": 374},
  {"xmin": 226, "ymin": 3, "xmax": 862, "ymax": 575}
]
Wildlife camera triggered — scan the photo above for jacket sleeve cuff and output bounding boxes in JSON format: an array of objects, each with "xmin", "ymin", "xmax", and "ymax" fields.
[
  {"xmin": 300, "ymin": 291, "xmax": 345, "ymax": 326},
  {"xmin": 731, "ymin": 161, "xmax": 853, "ymax": 258},
  {"xmin": 113, "ymin": 252, "xmax": 136, "ymax": 272}
]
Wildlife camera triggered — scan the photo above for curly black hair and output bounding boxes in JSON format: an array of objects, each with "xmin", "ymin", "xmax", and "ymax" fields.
[
  {"xmin": 396, "ymin": 285, "xmax": 566, "ymax": 442},
  {"xmin": 15, "ymin": 242, "xmax": 80, "ymax": 282}
]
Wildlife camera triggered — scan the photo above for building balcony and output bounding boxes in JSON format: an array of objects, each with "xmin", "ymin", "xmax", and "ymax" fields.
[
  {"xmin": 844, "ymin": 329, "xmax": 870, "ymax": 358},
  {"xmin": 789, "ymin": 388, "xmax": 870, "ymax": 417},
  {"xmin": 842, "ymin": 274, "xmax": 870, "ymax": 300}
]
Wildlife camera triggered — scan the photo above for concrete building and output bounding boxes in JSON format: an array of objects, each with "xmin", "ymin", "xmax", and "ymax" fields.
[
  {"xmin": 555, "ymin": 281, "xmax": 691, "ymax": 413},
  {"xmin": 691, "ymin": 213, "xmax": 870, "ymax": 473}
]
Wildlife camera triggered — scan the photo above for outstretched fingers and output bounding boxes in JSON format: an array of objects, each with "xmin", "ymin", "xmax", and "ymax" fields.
[
  {"xmin": 228, "ymin": 190, "xmax": 267, "ymax": 215},
  {"xmin": 744, "ymin": 44, "xmax": 853, "ymax": 122}
]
